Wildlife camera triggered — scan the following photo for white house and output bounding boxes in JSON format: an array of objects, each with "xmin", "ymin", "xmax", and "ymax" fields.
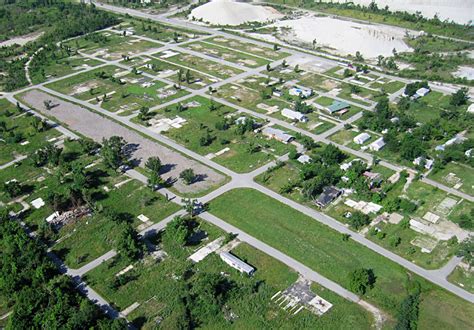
[
  {"xmin": 289, "ymin": 86, "xmax": 312, "ymax": 98},
  {"xmin": 416, "ymin": 87, "xmax": 430, "ymax": 97},
  {"xmin": 353, "ymin": 132, "xmax": 371, "ymax": 145},
  {"xmin": 220, "ymin": 252, "xmax": 255, "ymax": 275},
  {"xmin": 297, "ymin": 154, "xmax": 311, "ymax": 164},
  {"xmin": 369, "ymin": 137, "xmax": 385, "ymax": 151},
  {"xmin": 413, "ymin": 157, "xmax": 434, "ymax": 169},
  {"xmin": 281, "ymin": 108, "xmax": 308, "ymax": 122}
]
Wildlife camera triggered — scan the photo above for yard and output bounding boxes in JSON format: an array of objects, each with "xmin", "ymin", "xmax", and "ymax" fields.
[
  {"xmin": 208, "ymin": 188, "xmax": 474, "ymax": 327},
  {"xmin": 0, "ymin": 98, "xmax": 62, "ymax": 166},
  {"xmin": 156, "ymin": 96, "xmax": 294, "ymax": 173},
  {"xmin": 205, "ymin": 36, "xmax": 290, "ymax": 60},
  {"xmin": 184, "ymin": 41, "xmax": 270, "ymax": 68},
  {"xmin": 429, "ymin": 162, "xmax": 474, "ymax": 196}
]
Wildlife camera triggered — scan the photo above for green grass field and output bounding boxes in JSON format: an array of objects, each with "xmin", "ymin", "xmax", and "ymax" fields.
[
  {"xmin": 52, "ymin": 179, "xmax": 180, "ymax": 269},
  {"xmin": 184, "ymin": 41, "xmax": 270, "ymax": 68},
  {"xmin": 205, "ymin": 36, "xmax": 290, "ymax": 60},
  {"xmin": 429, "ymin": 162, "xmax": 474, "ymax": 196},
  {"xmin": 208, "ymin": 188, "xmax": 474, "ymax": 327},
  {"xmin": 0, "ymin": 98, "xmax": 62, "ymax": 166},
  {"xmin": 152, "ymin": 51, "xmax": 244, "ymax": 79},
  {"xmin": 448, "ymin": 266, "xmax": 474, "ymax": 294},
  {"xmin": 157, "ymin": 96, "xmax": 293, "ymax": 173}
]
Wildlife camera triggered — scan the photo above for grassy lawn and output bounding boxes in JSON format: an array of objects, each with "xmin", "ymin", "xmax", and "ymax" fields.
[
  {"xmin": 118, "ymin": 18, "xmax": 207, "ymax": 43},
  {"xmin": 299, "ymin": 73, "xmax": 340, "ymax": 92},
  {"xmin": 85, "ymin": 226, "xmax": 371, "ymax": 329},
  {"xmin": 448, "ymin": 266, "xmax": 474, "ymax": 294},
  {"xmin": 328, "ymin": 129, "xmax": 358, "ymax": 145},
  {"xmin": 205, "ymin": 36, "xmax": 290, "ymax": 60},
  {"xmin": 52, "ymin": 178, "xmax": 179, "ymax": 269},
  {"xmin": 208, "ymin": 188, "xmax": 474, "ymax": 326},
  {"xmin": 153, "ymin": 51, "xmax": 244, "ymax": 79},
  {"xmin": 30, "ymin": 54, "xmax": 102, "ymax": 85},
  {"xmin": 65, "ymin": 31, "xmax": 161, "ymax": 60},
  {"xmin": 157, "ymin": 96, "xmax": 293, "ymax": 173},
  {"xmin": 184, "ymin": 41, "xmax": 270, "ymax": 68},
  {"xmin": 46, "ymin": 65, "xmax": 190, "ymax": 113},
  {"xmin": 429, "ymin": 162, "xmax": 474, "ymax": 196},
  {"xmin": 0, "ymin": 98, "xmax": 62, "ymax": 165}
]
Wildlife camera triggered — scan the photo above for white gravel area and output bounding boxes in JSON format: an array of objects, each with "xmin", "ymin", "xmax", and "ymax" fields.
[
  {"xmin": 271, "ymin": 14, "xmax": 412, "ymax": 58},
  {"xmin": 189, "ymin": 0, "xmax": 283, "ymax": 26},
  {"xmin": 20, "ymin": 90, "xmax": 226, "ymax": 195},
  {"xmin": 322, "ymin": 0, "xmax": 473, "ymax": 25}
]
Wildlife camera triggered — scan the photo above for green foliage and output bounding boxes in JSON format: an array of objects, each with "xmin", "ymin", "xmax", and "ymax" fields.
[
  {"xmin": 0, "ymin": 211, "xmax": 122, "ymax": 329},
  {"xmin": 456, "ymin": 237, "xmax": 473, "ymax": 267},
  {"xmin": 180, "ymin": 168, "xmax": 196, "ymax": 185},
  {"xmin": 100, "ymin": 136, "xmax": 127, "ymax": 170},
  {"xmin": 348, "ymin": 211, "xmax": 370, "ymax": 230},
  {"xmin": 115, "ymin": 223, "xmax": 143, "ymax": 261},
  {"xmin": 450, "ymin": 87, "xmax": 469, "ymax": 106},
  {"xmin": 348, "ymin": 268, "xmax": 376, "ymax": 295},
  {"xmin": 395, "ymin": 291, "xmax": 420, "ymax": 330}
]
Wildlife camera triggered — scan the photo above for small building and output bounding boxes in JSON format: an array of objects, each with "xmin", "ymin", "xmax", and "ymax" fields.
[
  {"xmin": 368, "ymin": 137, "xmax": 385, "ymax": 151},
  {"xmin": 353, "ymin": 132, "xmax": 371, "ymax": 145},
  {"xmin": 326, "ymin": 100, "xmax": 350, "ymax": 114},
  {"xmin": 416, "ymin": 87, "xmax": 430, "ymax": 97},
  {"xmin": 262, "ymin": 127, "xmax": 294, "ymax": 144},
  {"xmin": 289, "ymin": 87, "xmax": 312, "ymax": 98},
  {"xmin": 297, "ymin": 154, "xmax": 311, "ymax": 164},
  {"xmin": 273, "ymin": 89, "xmax": 283, "ymax": 97},
  {"xmin": 363, "ymin": 171, "xmax": 383, "ymax": 188},
  {"xmin": 220, "ymin": 252, "xmax": 255, "ymax": 275},
  {"xmin": 315, "ymin": 186, "xmax": 341, "ymax": 208},
  {"xmin": 281, "ymin": 108, "xmax": 308, "ymax": 122},
  {"xmin": 413, "ymin": 156, "xmax": 434, "ymax": 169}
]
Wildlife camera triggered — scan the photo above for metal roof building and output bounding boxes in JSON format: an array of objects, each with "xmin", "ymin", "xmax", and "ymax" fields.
[{"xmin": 220, "ymin": 252, "xmax": 255, "ymax": 275}]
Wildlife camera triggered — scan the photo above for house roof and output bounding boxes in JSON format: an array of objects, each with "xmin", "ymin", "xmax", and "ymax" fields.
[
  {"xmin": 262, "ymin": 127, "xmax": 294, "ymax": 142},
  {"xmin": 327, "ymin": 100, "xmax": 350, "ymax": 113},
  {"xmin": 220, "ymin": 252, "xmax": 254, "ymax": 274},
  {"xmin": 282, "ymin": 108, "xmax": 307, "ymax": 120},
  {"xmin": 315, "ymin": 186, "xmax": 341, "ymax": 206},
  {"xmin": 353, "ymin": 132, "xmax": 370, "ymax": 143}
]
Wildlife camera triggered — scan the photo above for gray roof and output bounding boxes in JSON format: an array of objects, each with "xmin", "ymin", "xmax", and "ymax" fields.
[
  {"xmin": 262, "ymin": 127, "xmax": 294, "ymax": 142},
  {"xmin": 220, "ymin": 252, "xmax": 255, "ymax": 274},
  {"xmin": 315, "ymin": 186, "xmax": 341, "ymax": 207}
]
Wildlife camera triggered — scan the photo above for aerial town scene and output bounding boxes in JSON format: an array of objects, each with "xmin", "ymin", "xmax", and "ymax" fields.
[{"xmin": 0, "ymin": 0, "xmax": 473, "ymax": 329}]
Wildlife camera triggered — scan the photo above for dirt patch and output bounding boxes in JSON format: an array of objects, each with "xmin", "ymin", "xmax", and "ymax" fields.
[{"xmin": 20, "ymin": 90, "xmax": 225, "ymax": 195}]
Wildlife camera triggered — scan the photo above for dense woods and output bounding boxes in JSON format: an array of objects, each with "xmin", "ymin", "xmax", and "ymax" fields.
[
  {"xmin": 0, "ymin": 1, "xmax": 119, "ymax": 91},
  {"xmin": 0, "ymin": 210, "xmax": 126, "ymax": 329}
]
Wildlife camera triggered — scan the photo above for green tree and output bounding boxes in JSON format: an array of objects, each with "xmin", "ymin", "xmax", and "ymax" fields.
[
  {"xmin": 115, "ymin": 223, "xmax": 143, "ymax": 261},
  {"xmin": 100, "ymin": 136, "xmax": 127, "ymax": 170},
  {"xmin": 145, "ymin": 156, "xmax": 162, "ymax": 173},
  {"xmin": 348, "ymin": 268, "xmax": 376, "ymax": 295},
  {"xmin": 180, "ymin": 168, "xmax": 196, "ymax": 185}
]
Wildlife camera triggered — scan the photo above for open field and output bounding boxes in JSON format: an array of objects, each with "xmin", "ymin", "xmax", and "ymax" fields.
[
  {"xmin": 30, "ymin": 53, "xmax": 102, "ymax": 85},
  {"xmin": 205, "ymin": 36, "xmax": 290, "ymax": 60},
  {"xmin": 152, "ymin": 50, "xmax": 244, "ymax": 79},
  {"xmin": 116, "ymin": 18, "xmax": 207, "ymax": 43},
  {"xmin": 183, "ymin": 41, "xmax": 270, "ymax": 68},
  {"xmin": 65, "ymin": 31, "xmax": 162, "ymax": 61},
  {"xmin": 18, "ymin": 89, "xmax": 226, "ymax": 195},
  {"xmin": 209, "ymin": 188, "xmax": 474, "ymax": 326},
  {"xmin": 154, "ymin": 96, "xmax": 294, "ymax": 173},
  {"xmin": 448, "ymin": 266, "xmax": 474, "ymax": 294},
  {"xmin": 429, "ymin": 162, "xmax": 474, "ymax": 197},
  {"xmin": 46, "ymin": 65, "xmax": 189, "ymax": 114},
  {"xmin": 0, "ymin": 98, "xmax": 61, "ymax": 165}
]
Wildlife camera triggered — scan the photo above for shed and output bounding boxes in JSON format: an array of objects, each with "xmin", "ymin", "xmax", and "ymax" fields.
[
  {"xmin": 416, "ymin": 87, "xmax": 430, "ymax": 97},
  {"xmin": 353, "ymin": 132, "xmax": 371, "ymax": 145},
  {"xmin": 368, "ymin": 137, "xmax": 385, "ymax": 151},
  {"xmin": 220, "ymin": 252, "xmax": 255, "ymax": 275}
]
